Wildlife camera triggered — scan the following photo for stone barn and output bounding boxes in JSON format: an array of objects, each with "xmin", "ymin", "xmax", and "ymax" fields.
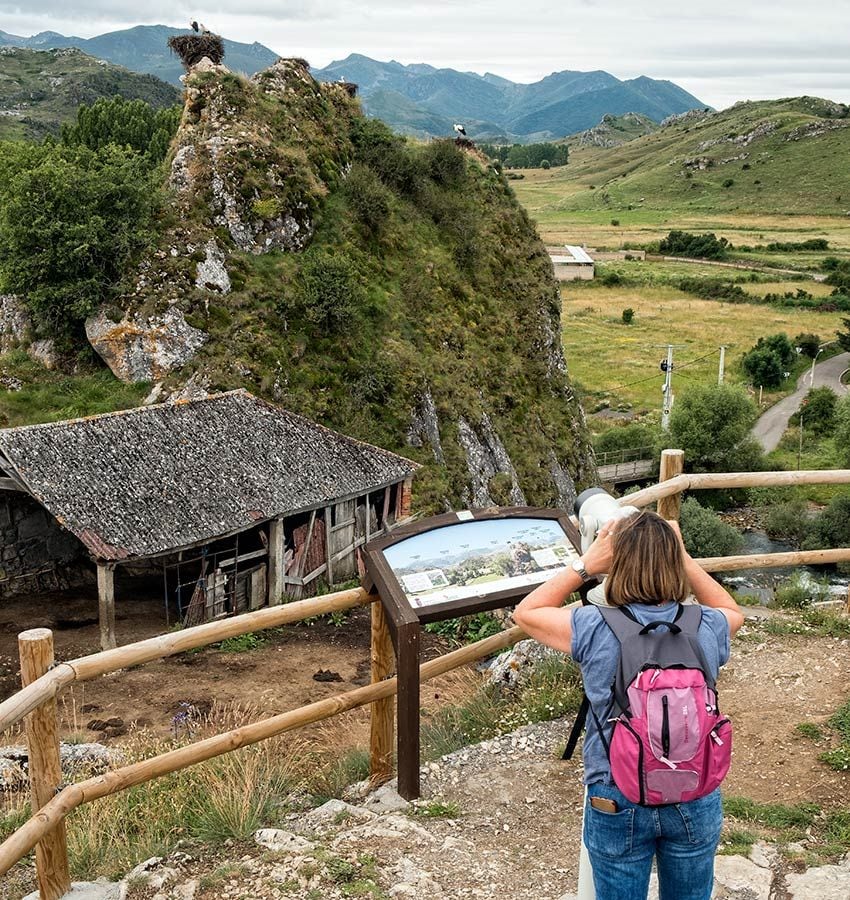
[{"xmin": 0, "ymin": 390, "xmax": 418, "ymax": 648}]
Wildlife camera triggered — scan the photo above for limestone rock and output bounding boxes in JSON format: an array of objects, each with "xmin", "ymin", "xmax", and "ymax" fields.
[
  {"xmin": 86, "ymin": 307, "xmax": 208, "ymax": 383},
  {"xmin": 254, "ymin": 828, "xmax": 315, "ymax": 853},
  {"xmin": 407, "ymin": 389, "xmax": 445, "ymax": 464},
  {"xmin": 486, "ymin": 639, "xmax": 569, "ymax": 690},
  {"xmin": 0, "ymin": 742, "xmax": 115, "ymax": 790},
  {"xmin": 28, "ymin": 338, "xmax": 58, "ymax": 369},
  {"xmin": 785, "ymin": 860, "xmax": 850, "ymax": 900},
  {"xmin": 169, "ymin": 145, "xmax": 196, "ymax": 194},
  {"xmin": 24, "ymin": 882, "xmax": 120, "ymax": 900},
  {"xmin": 194, "ymin": 240, "xmax": 231, "ymax": 293},
  {"xmin": 712, "ymin": 854, "xmax": 774, "ymax": 900},
  {"xmin": 457, "ymin": 414, "xmax": 526, "ymax": 507},
  {"xmin": 0, "ymin": 293, "xmax": 31, "ymax": 352},
  {"xmin": 305, "ymin": 798, "xmax": 376, "ymax": 827},
  {"xmin": 362, "ymin": 783, "xmax": 411, "ymax": 815}
]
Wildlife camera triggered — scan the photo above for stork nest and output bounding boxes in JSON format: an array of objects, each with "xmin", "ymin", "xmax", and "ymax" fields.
[{"xmin": 168, "ymin": 34, "xmax": 225, "ymax": 69}]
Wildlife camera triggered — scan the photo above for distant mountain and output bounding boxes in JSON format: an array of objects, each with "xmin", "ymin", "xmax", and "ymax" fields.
[
  {"xmin": 0, "ymin": 25, "xmax": 279, "ymax": 86},
  {"xmin": 0, "ymin": 46, "xmax": 180, "ymax": 141},
  {"xmin": 312, "ymin": 54, "xmax": 707, "ymax": 142}
]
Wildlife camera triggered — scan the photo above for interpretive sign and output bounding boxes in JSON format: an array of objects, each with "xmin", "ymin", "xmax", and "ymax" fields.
[{"xmin": 362, "ymin": 507, "xmax": 581, "ymax": 798}]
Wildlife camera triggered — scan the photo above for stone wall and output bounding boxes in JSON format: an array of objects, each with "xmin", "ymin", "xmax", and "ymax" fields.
[{"xmin": 0, "ymin": 494, "xmax": 88, "ymax": 596}]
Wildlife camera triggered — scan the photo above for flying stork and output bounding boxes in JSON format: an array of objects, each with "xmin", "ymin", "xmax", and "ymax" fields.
[{"xmin": 453, "ymin": 123, "xmax": 467, "ymax": 137}]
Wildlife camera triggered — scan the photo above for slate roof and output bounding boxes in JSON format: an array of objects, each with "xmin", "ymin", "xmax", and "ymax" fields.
[{"xmin": 0, "ymin": 390, "xmax": 419, "ymax": 561}]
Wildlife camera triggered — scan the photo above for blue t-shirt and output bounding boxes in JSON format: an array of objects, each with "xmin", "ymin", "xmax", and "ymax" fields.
[{"xmin": 570, "ymin": 602, "xmax": 730, "ymax": 785}]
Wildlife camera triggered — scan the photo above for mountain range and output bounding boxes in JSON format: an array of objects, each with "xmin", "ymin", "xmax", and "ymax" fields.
[
  {"xmin": 311, "ymin": 54, "xmax": 707, "ymax": 142},
  {"xmin": 0, "ymin": 25, "xmax": 707, "ymax": 142}
]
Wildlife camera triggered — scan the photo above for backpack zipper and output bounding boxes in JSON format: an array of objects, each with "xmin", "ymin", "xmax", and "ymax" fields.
[{"xmin": 662, "ymin": 695, "xmax": 670, "ymax": 758}]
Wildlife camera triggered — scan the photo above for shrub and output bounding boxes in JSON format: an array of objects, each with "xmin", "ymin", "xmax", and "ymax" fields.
[
  {"xmin": 667, "ymin": 383, "xmax": 763, "ymax": 472},
  {"xmin": 742, "ymin": 347, "xmax": 783, "ymax": 387},
  {"xmin": 773, "ymin": 572, "xmax": 830, "ymax": 609},
  {"xmin": 594, "ymin": 423, "xmax": 658, "ymax": 456},
  {"xmin": 0, "ymin": 142, "xmax": 159, "ymax": 342},
  {"xmin": 420, "ymin": 140, "xmax": 466, "ymax": 188},
  {"xmin": 610, "ymin": 218, "xmax": 620, "ymax": 226},
  {"xmin": 540, "ymin": 159, "xmax": 551, "ymax": 169},
  {"xmin": 341, "ymin": 163, "xmax": 391, "ymax": 235},
  {"xmin": 804, "ymin": 494, "xmax": 850, "ymax": 550},
  {"xmin": 678, "ymin": 277, "xmax": 747, "ymax": 302},
  {"xmin": 722, "ymin": 178, "xmax": 734, "ymax": 188},
  {"xmin": 762, "ymin": 498, "xmax": 811, "ymax": 547},
  {"xmin": 834, "ymin": 394, "xmax": 850, "ymax": 465},
  {"xmin": 601, "ymin": 271, "xmax": 623, "ymax": 286},
  {"xmin": 679, "ymin": 497, "xmax": 743, "ymax": 559},
  {"xmin": 621, "ymin": 307, "xmax": 634, "ymax": 324},
  {"xmin": 292, "ymin": 249, "xmax": 365, "ymax": 330},
  {"xmin": 792, "ymin": 386, "xmax": 837, "ymax": 435},
  {"xmin": 794, "ymin": 333, "xmax": 820, "ymax": 358},
  {"xmin": 658, "ymin": 230, "xmax": 730, "ymax": 260}
]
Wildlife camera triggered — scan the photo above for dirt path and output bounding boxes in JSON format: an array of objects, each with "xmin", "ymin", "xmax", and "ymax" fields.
[{"xmin": 752, "ymin": 351, "xmax": 850, "ymax": 452}]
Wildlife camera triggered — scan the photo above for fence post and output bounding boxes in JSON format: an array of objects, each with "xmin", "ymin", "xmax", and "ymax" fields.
[
  {"xmin": 19, "ymin": 628, "xmax": 71, "ymax": 900},
  {"xmin": 369, "ymin": 597, "xmax": 394, "ymax": 784},
  {"xmin": 657, "ymin": 449, "xmax": 685, "ymax": 521}
]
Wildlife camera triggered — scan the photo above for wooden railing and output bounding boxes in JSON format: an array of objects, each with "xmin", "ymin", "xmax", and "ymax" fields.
[{"xmin": 3, "ymin": 449, "xmax": 850, "ymax": 897}]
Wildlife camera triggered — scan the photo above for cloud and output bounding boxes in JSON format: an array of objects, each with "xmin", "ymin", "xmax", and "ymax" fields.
[{"xmin": 1, "ymin": 0, "xmax": 847, "ymax": 108}]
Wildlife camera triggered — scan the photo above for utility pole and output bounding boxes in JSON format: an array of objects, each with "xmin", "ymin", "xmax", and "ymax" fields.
[
  {"xmin": 718, "ymin": 345, "xmax": 727, "ymax": 385},
  {"xmin": 661, "ymin": 344, "xmax": 674, "ymax": 430}
]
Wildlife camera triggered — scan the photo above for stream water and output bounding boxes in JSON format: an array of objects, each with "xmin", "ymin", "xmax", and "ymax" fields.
[{"xmin": 719, "ymin": 528, "xmax": 849, "ymax": 604}]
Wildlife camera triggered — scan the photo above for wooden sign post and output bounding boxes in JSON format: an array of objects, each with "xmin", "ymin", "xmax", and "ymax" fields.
[{"xmin": 363, "ymin": 507, "xmax": 581, "ymax": 799}]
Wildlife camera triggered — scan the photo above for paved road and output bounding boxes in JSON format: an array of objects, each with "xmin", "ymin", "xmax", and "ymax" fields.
[{"xmin": 752, "ymin": 351, "xmax": 850, "ymax": 452}]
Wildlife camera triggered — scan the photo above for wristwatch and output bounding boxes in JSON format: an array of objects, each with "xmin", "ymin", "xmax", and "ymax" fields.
[{"xmin": 571, "ymin": 558, "xmax": 592, "ymax": 583}]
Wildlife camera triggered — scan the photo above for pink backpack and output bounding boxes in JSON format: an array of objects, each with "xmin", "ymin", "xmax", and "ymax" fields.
[{"xmin": 597, "ymin": 604, "xmax": 732, "ymax": 806}]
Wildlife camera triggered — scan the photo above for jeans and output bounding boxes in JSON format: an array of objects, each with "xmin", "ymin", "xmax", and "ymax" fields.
[{"xmin": 583, "ymin": 783, "xmax": 722, "ymax": 900}]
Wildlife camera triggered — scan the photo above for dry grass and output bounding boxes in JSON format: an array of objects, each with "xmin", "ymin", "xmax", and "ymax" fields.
[{"xmin": 561, "ymin": 282, "xmax": 847, "ymax": 412}]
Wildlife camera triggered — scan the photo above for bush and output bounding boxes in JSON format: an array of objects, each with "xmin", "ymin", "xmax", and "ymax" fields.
[
  {"xmin": 678, "ymin": 277, "xmax": 747, "ymax": 302},
  {"xmin": 722, "ymin": 178, "xmax": 734, "ymax": 188},
  {"xmin": 792, "ymin": 386, "xmax": 837, "ymax": 435},
  {"xmin": 610, "ymin": 219, "xmax": 620, "ymax": 226},
  {"xmin": 667, "ymin": 383, "xmax": 763, "ymax": 472},
  {"xmin": 621, "ymin": 307, "xmax": 634, "ymax": 324},
  {"xmin": 834, "ymin": 394, "xmax": 850, "ymax": 465},
  {"xmin": 0, "ymin": 142, "xmax": 159, "ymax": 342},
  {"xmin": 804, "ymin": 494, "xmax": 850, "ymax": 550},
  {"xmin": 794, "ymin": 333, "xmax": 820, "ymax": 358},
  {"xmin": 291, "ymin": 249, "xmax": 365, "ymax": 331},
  {"xmin": 420, "ymin": 140, "xmax": 466, "ymax": 188},
  {"xmin": 762, "ymin": 499, "xmax": 811, "ymax": 547},
  {"xmin": 341, "ymin": 163, "xmax": 391, "ymax": 235},
  {"xmin": 679, "ymin": 498, "xmax": 743, "ymax": 559},
  {"xmin": 658, "ymin": 230, "xmax": 730, "ymax": 260},
  {"xmin": 540, "ymin": 159, "xmax": 551, "ymax": 169},
  {"xmin": 594, "ymin": 423, "xmax": 658, "ymax": 456},
  {"xmin": 773, "ymin": 572, "xmax": 830, "ymax": 609},
  {"xmin": 742, "ymin": 346, "xmax": 784, "ymax": 387}
]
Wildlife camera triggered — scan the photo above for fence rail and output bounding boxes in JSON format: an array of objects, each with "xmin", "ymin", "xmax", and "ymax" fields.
[{"xmin": 3, "ymin": 452, "xmax": 850, "ymax": 895}]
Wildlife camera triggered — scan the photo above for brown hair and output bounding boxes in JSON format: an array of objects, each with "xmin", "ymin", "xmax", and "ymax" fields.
[{"xmin": 605, "ymin": 511, "xmax": 688, "ymax": 607}]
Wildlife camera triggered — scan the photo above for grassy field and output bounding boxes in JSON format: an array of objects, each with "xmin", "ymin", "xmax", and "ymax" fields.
[{"xmin": 561, "ymin": 279, "xmax": 847, "ymax": 417}]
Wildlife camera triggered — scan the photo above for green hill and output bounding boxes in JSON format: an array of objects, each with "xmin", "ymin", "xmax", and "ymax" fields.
[
  {"xmin": 0, "ymin": 58, "xmax": 594, "ymax": 512},
  {"xmin": 551, "ymin": 98, "xmax": 850, "ymax": 216},
  {"xmin": 565, "ymin": 112, "xmax": 659, "ymax": 148},
  {"xmin": 0, "ymin": 47, "xmax": 179, "ymax": 140}
]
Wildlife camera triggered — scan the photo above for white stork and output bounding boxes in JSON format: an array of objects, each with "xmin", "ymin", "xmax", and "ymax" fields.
[{"xmin": 453, "ymin": 123, "xmax": 467, "ymax": 137}]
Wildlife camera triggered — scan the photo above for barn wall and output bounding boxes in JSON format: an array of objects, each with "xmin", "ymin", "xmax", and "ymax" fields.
[{"xmin": 0, "ymin": 494, "xmax": 88, "ymax": 597}]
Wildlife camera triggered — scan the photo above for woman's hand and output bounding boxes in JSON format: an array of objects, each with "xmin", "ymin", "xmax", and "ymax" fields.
[{"xmin": 581, "ymin": 516, "xmax": 624, "ymax": 577}]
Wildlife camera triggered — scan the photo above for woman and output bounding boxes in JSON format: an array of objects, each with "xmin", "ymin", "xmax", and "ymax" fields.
[{"xmin": 514, "ymin": 510, "xmax": 743, "ymax": 900}]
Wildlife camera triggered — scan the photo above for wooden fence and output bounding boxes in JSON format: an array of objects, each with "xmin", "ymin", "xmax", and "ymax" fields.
[{"xmin": 3, "ymin": 449, "xmax": 850, "ymax": 897}]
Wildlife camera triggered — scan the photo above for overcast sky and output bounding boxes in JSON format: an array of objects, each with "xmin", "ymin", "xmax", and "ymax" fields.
[{"xmin": 3, "ymin": 1, "xmax": 849, "ymax": 109}]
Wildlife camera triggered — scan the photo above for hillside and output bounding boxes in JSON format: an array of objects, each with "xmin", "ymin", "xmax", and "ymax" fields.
[
  {"xmin": 530, "ymin": 97, "xmax": 850, "ymax": 215},
  {"xmin": 0, "ymin": 25, "xmax": 278, "ymax": 87},
  {"xmin": 0, "ymin": 54, "xmax": 594, "ymax": 513},
  {"xmin": 564, "ymin": 112, "xmax": 659, "ymax": 148},
  {"xmin": 312, "ymin": 54, "xmax": 707, "ymax": 141},
  {"xmin": 0, "ymin": 46, "xmax": 179, "ymax": 140}
]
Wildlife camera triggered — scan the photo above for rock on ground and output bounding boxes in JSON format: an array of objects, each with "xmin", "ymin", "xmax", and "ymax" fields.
[{"xmin": 23, "ymin": 883, "xmax": 120, "ymax": 900}]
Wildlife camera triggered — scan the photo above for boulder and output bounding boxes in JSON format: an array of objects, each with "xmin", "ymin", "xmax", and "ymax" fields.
[
  {"xmin": 254, "ymin": 828, "xmax": 315, "ymax": 853},
  {"xmin": 486, "ymin": 639, "xmax": 569, "ymax": 690},
  {"xmin": 86, "ymin": 307, "xmax": 208, "ymax": 383},
  {"xmin": 194, "ymin": 240, "xmax": 231, "ymax": 293},
  {"xmin": 0, "ymin": 293, "xmax": 31, "ymax": 352},
  {"xmin": 24, "ymin": 882, "xmax": 120, "ymax": 900},
  {"xmin": 785, "ymin": 857, "xmax": 850, "ymax": 900}
]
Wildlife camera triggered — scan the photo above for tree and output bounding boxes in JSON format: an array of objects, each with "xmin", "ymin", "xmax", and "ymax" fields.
[
  {"xmin": 0, "ymin": 142, "xmax": 159, "ymax": 341},
  {"xmin": 794, "ymin": 333, "xmax": 820, "ymax": 358},
  {"xmin": 657, "ymin": 230, "xmax": 730, "ymax": 260},
  {"xmin": 741, "ymin": 346, "xmax": 784, "ymax": 388},
  {"xmin": 667, "ymin": 383, "xmax": 763, "ymax": 472},
  {"xmin": 679, "ymin": 498, "xmax": 743, "ymax": 558},
  {"xmin": 836, "ymin": 317, "xmax": 850, "ymax": 353},
  {"xmin": 61, "ymin": 97, "xmax": 180, "ymax": 164},
  {"xmin": 833, "ymin": 393, "xmax": 850, "ymax": 465},
  {"xmin": 792, "ymin": 386, "xmax": 837, "ymax": 435}
]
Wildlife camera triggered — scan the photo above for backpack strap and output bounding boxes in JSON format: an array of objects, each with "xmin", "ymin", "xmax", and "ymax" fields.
[{"xmin": 561, "ymin": 694, "xmax": 589, "ymax": 760}]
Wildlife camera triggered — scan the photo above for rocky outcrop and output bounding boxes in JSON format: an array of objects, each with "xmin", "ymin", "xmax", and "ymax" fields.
[
  {"xmin": 0, "ymin": 293, "xmax": 31, "ymax": 352},
  {"xmin": 85, "ymin": 307, "xmax": 208, "ymax": 383},
  {"xmin": 194, "ymin": 239, "xmax": 231, "ymax": 293},
  {"xmin": 407, "ymin": 389, "xmax": 445, "ymax": 463},
  {"xmin": 457, "ymin": 415, "xmax": 527, "ymax": 508}
]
